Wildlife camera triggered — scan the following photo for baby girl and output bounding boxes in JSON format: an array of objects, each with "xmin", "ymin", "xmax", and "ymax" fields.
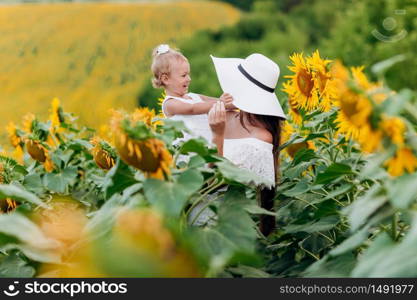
[{"xmin": 151, "ymin": 44, "xmax": 233, "ymax": 143}]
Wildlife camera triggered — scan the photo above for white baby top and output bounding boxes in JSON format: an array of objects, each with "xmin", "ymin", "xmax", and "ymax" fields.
[
  {"xmin": 162, "ymin": 93, "xmax": 212, "ymax": 143},
  {"xmin": 223, "ymin": 138, "xmax": 275, "ymax": 188}
]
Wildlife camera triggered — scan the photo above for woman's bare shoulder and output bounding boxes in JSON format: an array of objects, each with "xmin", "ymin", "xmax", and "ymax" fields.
[{"xmin": 252, "ymin": 128, "xmax": 273, "ymax": 144}]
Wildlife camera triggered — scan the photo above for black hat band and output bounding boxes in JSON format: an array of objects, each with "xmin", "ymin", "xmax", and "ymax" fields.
[{"xmin": 238, "ymin": 64, "xmax": 275, "ymax": 93}]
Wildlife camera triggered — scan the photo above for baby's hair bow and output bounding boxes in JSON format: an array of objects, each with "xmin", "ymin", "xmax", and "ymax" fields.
[{"xmin": 156, "ymin": 44, "xmax": 170, "ymax": 55}]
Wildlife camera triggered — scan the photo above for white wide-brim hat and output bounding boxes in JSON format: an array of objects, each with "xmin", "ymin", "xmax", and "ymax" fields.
[{"xmin": 211, "ymin": 53, "xmax": 286, "ymax": 119}]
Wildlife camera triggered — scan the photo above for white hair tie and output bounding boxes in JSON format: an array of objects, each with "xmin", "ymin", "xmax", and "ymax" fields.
[{"xmin": 156, "ymin": 44, "xmax": 170, "ymax": 56}]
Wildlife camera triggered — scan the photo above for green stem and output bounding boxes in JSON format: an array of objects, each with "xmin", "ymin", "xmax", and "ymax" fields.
[
  {"xmin": 185, "ymin": 179, "xmax": 225, "ymax": 218},
  {"xmin": 189, "ymin": 193, "xmax": 222, "ymax": 226},
  {"xmin": 392, "ymin": 212, "xmax": 398, "ymax": 241}
]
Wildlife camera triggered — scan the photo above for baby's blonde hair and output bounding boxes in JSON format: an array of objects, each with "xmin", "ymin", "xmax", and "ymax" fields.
[{"xmin": 151, "ymin": 45, "xmax": 188, "ymax": 88}]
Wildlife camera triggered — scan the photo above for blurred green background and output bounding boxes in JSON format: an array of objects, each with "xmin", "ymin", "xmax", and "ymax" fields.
[{"xmin": 139, "ymin": 0, "xmax": 417, "ymax": 111}]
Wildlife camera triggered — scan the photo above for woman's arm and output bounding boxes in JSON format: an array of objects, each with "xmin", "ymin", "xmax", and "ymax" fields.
[
  {"xmin": 164, "ymin": 98, "xmax": 214, "ymax": 116},
  {"xmin": 208, "ymin": 101, "xmax": 226, "ymax": 156}
]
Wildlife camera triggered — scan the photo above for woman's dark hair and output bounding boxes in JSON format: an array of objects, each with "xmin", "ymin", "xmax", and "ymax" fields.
[{"xmin": 239, "ymin": 111, "xmax": 283, "ymax": 236}]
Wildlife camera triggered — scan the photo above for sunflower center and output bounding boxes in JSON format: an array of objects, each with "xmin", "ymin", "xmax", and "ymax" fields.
[
  {"xmin": 296, "ymin": 70, "xmax": 314, "ymax": 97},
  {"xmin": 340, "ymin": 98, "xmax": 359, "ymax": 120},
  {"xmin": 316, "ymin": 72, "xmax": 329, "ymax": 93}
]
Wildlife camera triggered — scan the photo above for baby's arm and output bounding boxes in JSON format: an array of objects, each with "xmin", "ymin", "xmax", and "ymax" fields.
[
  {"xmin": 199, "ymin": 94, "xmax": 219, "ymax": 103},
  {"xmin": 200, "ymin": 93, "xmax": 236, "ymax": 110},
  {"xmin": 164, "ymin": 98, "xmax": 214, "ymax": 116}
]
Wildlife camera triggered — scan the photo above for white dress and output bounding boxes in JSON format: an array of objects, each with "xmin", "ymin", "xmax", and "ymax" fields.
[
  {"xmin": 161, "ymin": 93, "xmax": 212, "ymax": 143},
  {"xmin": 223, "ymin": 138, "xmax": 275, "ymax": 188},
  {"xmin": 188, "ymin": 137, "xmax": 276, "ymax": 226}
]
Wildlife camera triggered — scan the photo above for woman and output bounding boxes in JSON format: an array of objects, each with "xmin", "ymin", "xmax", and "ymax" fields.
[{"xmin": 208, "ymin": 53, "xmax": 286, "ymax": 236}]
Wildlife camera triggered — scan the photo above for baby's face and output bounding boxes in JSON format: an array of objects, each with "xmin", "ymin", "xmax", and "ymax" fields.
[{"xmin": 165, "ymin": 59, "xmax": 191, "ymax": 96}]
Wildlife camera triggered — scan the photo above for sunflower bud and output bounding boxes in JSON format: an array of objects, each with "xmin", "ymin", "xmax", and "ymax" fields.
[
  {"xmin": 91, "ymin": 137, "xmax": 115, "ymax": 170},
  {"xmin": 0, "ymin": 198, "xmax": 18, "ymax": 213},
  {"xmin": 111, "ymin": 111, "xmax": 172, "ymax": 179},
  {"xmin": 26, "ymin": 139, "xmax": 47, "ymax": 162}
]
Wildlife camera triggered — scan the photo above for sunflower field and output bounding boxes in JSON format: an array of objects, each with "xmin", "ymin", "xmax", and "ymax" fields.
[
  {"xmin": 0, "ymin": 1, "xmax": 240, "ymax": 144},
  {"xmin": 1, "ymin": 43, "xmax": 417, "ymax": 277}
]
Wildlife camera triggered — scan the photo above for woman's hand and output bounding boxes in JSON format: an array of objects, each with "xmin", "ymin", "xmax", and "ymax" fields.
[
  {"xmin": 208, "ymin": 101, "xmax": 226, "ymax": 155},
  {"xmin": 220, "ymin": 93, "xmax": 236, "ymax": 110}
]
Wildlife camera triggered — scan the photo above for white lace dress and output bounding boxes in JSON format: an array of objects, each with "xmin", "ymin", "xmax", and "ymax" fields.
[
  {"xmin": 223, "ymin": 138, "xmax": 275, "ymax": 188},
  {"xmin": 188, "ymin": 138, "xmax": 276, "ymax": 226},
  {"xmin": 161, "ymin": 93, "xmax": 212, "ymax": 143}
]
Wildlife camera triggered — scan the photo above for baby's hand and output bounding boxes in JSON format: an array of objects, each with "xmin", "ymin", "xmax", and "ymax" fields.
[{"xmin": 220, "ymin": 93, "xmax": 236, "ymax": 110}]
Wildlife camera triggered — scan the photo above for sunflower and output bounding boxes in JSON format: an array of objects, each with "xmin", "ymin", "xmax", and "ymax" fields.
[
  {"xmin": 6, "ymin": 122, "xmax": 25, "ymax": 162},
  {"xmin": 284, "ymin": 88, "xmax": 303, "ymax": 125},
  {"xmin": 334, "ymin": 90, "xmax": 373, "ymax": 140},
  {"xmin": 280, "ymin": 121, "xmax": 294, "ymax": 145},
  {"xmin": 351, "ymin": 66, "xmax": 373, "ymax": 90},
  {"xmin": 115, "ymin": 208, "xmax": 174, "ymax": 257},
  {"xmin": 357, "ymin": 125, "xmax": 383, "ymax": 153},
  {"xmin": 49, "ymin": 97, "xmax": 64, "ymax": 127},
  {"xmin": 307, "ymin": 50, "xmax": 337, "ymax": 112},
  {"xmin": 158, "ymin": 90, "xmax": 167, "ymax": 112},
  {"xmin": 131, "ymin": 107, "xmax": 163, "ymax": 129},
  {"xmin": 111, "ymin": 110, "xmax": 172, "ymax": 179},
  {"xmin": 0, "ymin": 198, "xmax": 18, "ymax": 213},
  {"xmin": 384, "ymin": 147, "xmax": 417, "ymax": 177},
  {"xmin": 280, "ymin": 121, "xmax": 315, "ymax": 158},
  {"xmin": 25, "ymin": 139, "xmax": 54, "ymax": 172},
  {"xmin": 0, "ymin": 163, "xmax": 3, "ymax": 184},
  {"xmin": 331, "ymin": 60, "xmax": 350, "ymax": 85},
  {"xmin": 380, "ymin": 117, "xmax": 405, "ymax": 147},
  {"xmin": 284, "ymin": 53, "xmax": 319, "ymax": 111},
  {"xmin": 90, "ymin": 136, "xmax": 116, "ymax": 170},
  {"xmin": 113, "ymin": 208, "xmax": 200, "ymax": 277},
  {"xmin": 286, "ymin": 140, "xmax": 316, "ymax": 159},
  {"xmin": 40, "ymin": 207, "xmax": 200, "ymax": 277},
  {"xmin": 22, "ymin": 113, "xmax": 36, "ymax": 133},
  {"xmin": 6, "ymin": 122, "xmax": 23, "ymax": 149}
]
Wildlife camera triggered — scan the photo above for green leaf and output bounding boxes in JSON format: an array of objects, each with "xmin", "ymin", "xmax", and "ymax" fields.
[
  {"xmin": 0, "ymin": 184, "xmax": 46, "ymax": 208},
  {"xmin": 143, "ymin": 169, "xmax": 204, "ymax": 217},
  {"xmin": 103, "ymin": 158, "xmax": 138, "ymax": 199},
  {"xmin": 216, "ymin": 160, "xmax": 272, "ymax": 187},
  {"xmin": 23, "ymin": 173, "xmax": 44, "ymax": 194},
  {"xmin": 315, "ymin": 163, "xmax": 352, "ymax": 185},
  {"xmin": 282, "ymin": 179, "xmax": 310, "ymax": 197},
  {"xmin": 0, "ymin": 252, "xmax": 35, "ymax": 278},
  {"xmin": 285, "ymin": 162, "xmax": 312, "ymax": 179},
  {"xmin": 344, "ymin": 185, "xmax": 387, "ymax": 232},
  {"xmin": 382, "ymin": 89, "xmax": 413, "ymax": 116},
  {"xmin": 187, "ymin": 155, "xmax": 206, "ymax": 169},
  {"xmin": 243, "ymin": 204, "xmax": 276, "ymax": 216},
  {"xmin": 353, "ymin": 214, "xmax": 417, "ymax": 277},
  {"xmin": 0, "ymin": 244, "xmax": 60, "ymax": 264},
  {"xmin": 329, "ymin": 226, "xmax": 370, "ymax": 257},
  {"xmin": 292, "ymin": 149, "xmax": 317, "ymax": 165},
  {"xmin": 43, "ymin": 166, "xmax": 78, "ymax": 194},
  {"xmin": 371, "ymin": 54, "xmax": 407, "ymax": 76},
  {"xmin": 228, "ymin": 265, "xmax": 271, "ymax": 278},
  {"xmin": 284, "ymin": 215, "xmax": 339, "ymax": 234},
  {"xmin": 359, "ymin": 147, "xmax": 395, "ymax": 179},
  {"xmin": 196, "ymin": 187, "xmax": 258, "ymax": 263},
  {"xmin": 0, "ymin": 213, "xmax": 60, "ymax": 263},
  {"xmin": 351, "ymin": 232, "xmax": 396, "ymax": 277},
  {"xmin": 386, "ymin": 173, "xmax": 417, "ymax": 209},
  {"xmin": 303, "ymin": 253, "xmax": 356, "ymax": 277},
  {"xmin": 179, "ymin": 138, "xmax": 212, "ymax": 156},
  {"xmin": 321, "ymin": 184, "xmax": 353, "ymax": 201}
]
